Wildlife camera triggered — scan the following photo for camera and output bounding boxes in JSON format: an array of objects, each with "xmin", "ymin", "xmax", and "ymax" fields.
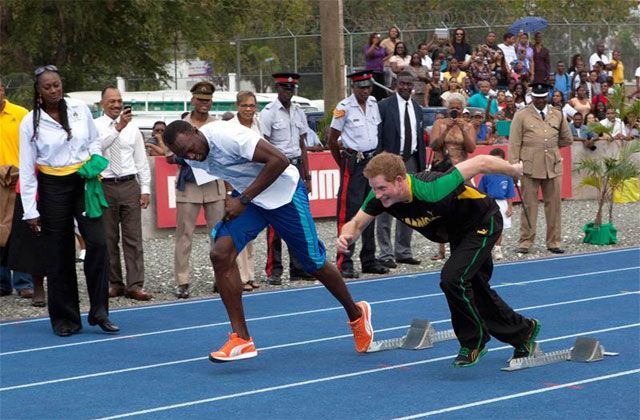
[{"xmin": 450, "ymin": 109, "xmax": 459, "ymax": 119}]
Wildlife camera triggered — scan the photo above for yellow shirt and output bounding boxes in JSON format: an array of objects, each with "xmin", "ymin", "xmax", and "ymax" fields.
[
  {"xmin": 611, "ymin": 59, "xmax": 624, "ymax": 85},
  {"xmin": 0, "ymin": 99, "xmax": 29, "ymax": 167}
]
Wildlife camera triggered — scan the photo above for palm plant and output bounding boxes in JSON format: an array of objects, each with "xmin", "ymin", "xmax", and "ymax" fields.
[{"xmin": 574, "ymin": 140, "xmax": 640, "ymax": 239}]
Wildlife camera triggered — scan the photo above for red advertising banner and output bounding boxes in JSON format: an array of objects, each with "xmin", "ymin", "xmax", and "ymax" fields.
[{"xmin": 155, "ymin": 147, "xmax": 572, "ymax": 227}]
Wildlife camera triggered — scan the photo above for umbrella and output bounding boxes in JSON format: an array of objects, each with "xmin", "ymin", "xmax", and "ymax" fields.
[{"xmin": 509, "ymin": 16, "xmax": 548, "ymax": 34}]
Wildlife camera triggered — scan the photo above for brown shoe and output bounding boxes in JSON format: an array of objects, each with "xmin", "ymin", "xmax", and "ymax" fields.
[
  {"xmin": 125, "ymin": 289, "xmax": 153, "ymax": 301},
  {"xmin": 109, "ymin": 286, "xmax": 125, "ymax": 298},
  {"xmin": 18, "ymin": 288, "xmax": 34, "ymax": 299}
]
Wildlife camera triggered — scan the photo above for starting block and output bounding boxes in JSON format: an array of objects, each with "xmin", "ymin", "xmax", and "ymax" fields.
[
  {"xmin": 501, "ymin": 336, "xmax": 619, "ymax": 372},
  {"xmin": 367, "ymin": 319, "xmax": 457, "ymax": 353}
]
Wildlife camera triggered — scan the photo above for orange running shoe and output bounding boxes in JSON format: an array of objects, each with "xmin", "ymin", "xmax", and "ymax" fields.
[
  {"xmin": 209, "ymin": 332, "xmax": 258, "ymax": 363},
  {"xmin": 349, "ymin": 301, "xmax": 373, "ymax": 353}
]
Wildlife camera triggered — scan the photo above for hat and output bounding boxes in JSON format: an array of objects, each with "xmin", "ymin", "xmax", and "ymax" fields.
[
  {"xmin": 272, "ymin": 72, "xmax": 300, "ymax": 88},
  {"xmin": 531, "ymin": 82, "xmax": 551, "ymax": 98},
  {"xmin": 472, "ymin": 110, "xmax": 484, "ymax": 117},
  {"xmin": 347, "ymin": 70, "xmax": 374, "ymax": 87},
  {"xmin": 190, "ymin": 81, "xmax": 215, "ymax": 99},
  {"xmin": 462, "ymin": 108, "xmax": 470, "ymax": 115}
]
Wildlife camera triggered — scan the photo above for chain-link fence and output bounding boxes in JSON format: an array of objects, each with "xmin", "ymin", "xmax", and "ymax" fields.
[
  {"xmin": 233, "ymin": 20, "xmax": 639, "ymax": 100},
  {"xmin": 4, "ymin": 20, "xmax": 638, "ymax": 105}
]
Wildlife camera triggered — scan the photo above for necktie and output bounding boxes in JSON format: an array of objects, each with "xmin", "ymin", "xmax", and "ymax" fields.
[
  {"xmin": 110, "ymin": 121, "xmax": 123, "ymax": 175},
  {"xmin": 540, "ymin": 111, "xmax": 545, "ymax": 121},
  {"xmin": 403, "ymin": 101, "xmax": 412, "ymax": 160}
]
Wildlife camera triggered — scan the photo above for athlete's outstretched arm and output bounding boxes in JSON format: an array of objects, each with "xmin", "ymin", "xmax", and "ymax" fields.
[
  {"xmin": 337, "ymin": 210, "xmax": 375, "ymax": 254},
  {"xmin": 455, "ymin": 155, "xmax": 523, "ymax": 181}
]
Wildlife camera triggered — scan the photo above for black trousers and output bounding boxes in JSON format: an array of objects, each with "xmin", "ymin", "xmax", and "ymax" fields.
[
  {"xmin": 265, "ymin": 160, "xmax": 305, "ymax": 277},
  {"xmin": 336, "ymin": 152, "xmax": 376, "ymax": 271},
  {"xmin": 439, "ymin": 214, "xmax": 531, "ymax": 349},
  {"xmin": 38, "ymin": 172, "xmax": 109, "ymax": 333}
]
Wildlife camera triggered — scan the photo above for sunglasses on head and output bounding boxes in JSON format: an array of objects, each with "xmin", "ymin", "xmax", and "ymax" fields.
[{"xmin": 34, "ymin": 65, "xmax": 59, "ymax": 77}]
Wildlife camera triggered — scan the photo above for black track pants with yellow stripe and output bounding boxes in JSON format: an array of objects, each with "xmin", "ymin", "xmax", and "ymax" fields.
[{"xmin": 439, "ymin": 215, "xmax": 531, "ymax": 349}]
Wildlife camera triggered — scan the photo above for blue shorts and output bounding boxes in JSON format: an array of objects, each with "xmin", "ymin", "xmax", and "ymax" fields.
[{"xmin": 211, "ymin": 180, "xmax": 326, "ymax": 273}]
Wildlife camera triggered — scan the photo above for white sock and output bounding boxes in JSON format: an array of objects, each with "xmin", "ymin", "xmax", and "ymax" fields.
[{"xmin": 79, "ymin": 249, "xmax": 86, "ymax": 260}]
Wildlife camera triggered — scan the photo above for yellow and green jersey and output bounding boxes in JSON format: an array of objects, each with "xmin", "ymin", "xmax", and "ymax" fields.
[{"xmin": 362, "ymin": 168, "xmax": 500, "ymax": 243}]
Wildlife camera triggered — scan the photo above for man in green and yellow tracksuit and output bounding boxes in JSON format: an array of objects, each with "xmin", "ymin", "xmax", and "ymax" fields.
[{"xmin": 338, "ymin": 152, "xmax": 541, "ymax": 367}]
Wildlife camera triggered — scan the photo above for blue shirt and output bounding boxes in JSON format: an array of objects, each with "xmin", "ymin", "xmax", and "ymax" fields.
[
  {"xmin": 475, "ymin": 123, "xmax": 488, "ymax": 142},
  {"xmin": 478, "ymin": 173, "xmax": 515, "ymax": 200},
  {"xmin": 553, "ymin": 73, "xmax": 572, "ymax": 102}
]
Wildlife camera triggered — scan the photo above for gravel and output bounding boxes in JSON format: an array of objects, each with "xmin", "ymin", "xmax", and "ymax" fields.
[{"xmin": 2, "ymin": 199, "xmax": 639, "ymax": 322}]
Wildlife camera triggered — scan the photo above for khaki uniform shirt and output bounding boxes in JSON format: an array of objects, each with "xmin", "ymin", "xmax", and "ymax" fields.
[{"xmin": 508, "ymin": 104, "xmax": 573, "ymax": 179}]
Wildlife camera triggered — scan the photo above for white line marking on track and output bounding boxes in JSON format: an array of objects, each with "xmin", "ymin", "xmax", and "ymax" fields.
[
  {"xmin": 2, "ymin": 248, "xmax": 637, "ymax": 326},
  {"xmin": 1, "ymin": 268, "xmax": 637, "ymax": 356},
  {"xmin": 393, "ymin": 368, "xmax": 640, "ymax": 419},
  {"xmin": 1, "ymin": 292, "xmax": 637, "ymax": 392},
  {"xmin": 86, "ymin": 323, "xmax": 639, "ymax": 419}
]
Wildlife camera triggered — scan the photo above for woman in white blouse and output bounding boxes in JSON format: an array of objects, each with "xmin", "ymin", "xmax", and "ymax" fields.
[{"xmin": 19, "ymin": 65, "xmax": 115, "ymax": 337}]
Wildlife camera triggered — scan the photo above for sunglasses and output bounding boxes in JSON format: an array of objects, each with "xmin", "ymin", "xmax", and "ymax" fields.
[{"xmin": 34, "ymin": 65, "xmax": 59, "ymax": 77}]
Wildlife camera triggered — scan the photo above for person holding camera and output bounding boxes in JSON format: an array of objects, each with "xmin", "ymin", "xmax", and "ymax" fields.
[
  {"xmin": 94, "ymin": 86, "xmax": 152, "ymax": 301},
  {"xmin": 428, "ymin": 93, "xmax": 476, "ymax": 260}
]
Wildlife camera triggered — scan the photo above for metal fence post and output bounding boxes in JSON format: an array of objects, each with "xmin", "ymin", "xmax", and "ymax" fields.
[{"xmin": 236, "ymin": 37, "xmax": 241, "ymax": 80}]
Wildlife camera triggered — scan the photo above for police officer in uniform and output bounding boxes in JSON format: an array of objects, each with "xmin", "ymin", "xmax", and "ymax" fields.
[
  {"xmin": 509, "ymin": 82, "xmax": 573, "ymax": 254},
  {"xmin": 327, "ymin": 70, "xmax": 389, "ymax": 278},
  {"xmin": 170, "ymin": 81, "xmax": 226, "ymax": 298},
  {"xmin": 259, "ymin": 72, "xmax": 313, "ymax": 285}
]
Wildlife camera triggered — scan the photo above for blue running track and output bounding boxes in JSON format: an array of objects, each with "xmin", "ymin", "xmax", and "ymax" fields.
[{"xmin": 1, "ymin": 248, "xmax": 639, "ymax": 419}]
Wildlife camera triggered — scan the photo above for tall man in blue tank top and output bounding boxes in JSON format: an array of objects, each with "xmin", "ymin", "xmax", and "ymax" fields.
[
  {"xmin": 338, "ymin": 152, "xmax": 541, "ymax": 368},
  {"xmin": 162, "ymin": 119, "xmax": 373, "ymax": 363}
]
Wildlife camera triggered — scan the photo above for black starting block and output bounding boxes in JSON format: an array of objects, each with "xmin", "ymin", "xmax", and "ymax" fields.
[
  {"xmin": 501, "ymin": 336, "xmax": 619, "ymax": 372},
  {"xmin": 366, "ymin": 319, "xmax": 457, "ymax": 353}
]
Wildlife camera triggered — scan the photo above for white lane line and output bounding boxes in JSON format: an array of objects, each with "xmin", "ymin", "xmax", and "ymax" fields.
[
  {"xmin": 89, "ymin": 324, "xmax": 640, "ymax": 419},
  {"xmin": 3, "ymin": 247, "xmax": 637, "ymax": 326},
  {"xmin": 1, "ymin": 268, "xmax": 638, "ymax": 356},
  {"xmin": 1, "ymin": 292, "xmax": 637, "ymax": 392},
  {"xmin": 393, "ymin": 368, "xmax": 640, "ymax": 419}
]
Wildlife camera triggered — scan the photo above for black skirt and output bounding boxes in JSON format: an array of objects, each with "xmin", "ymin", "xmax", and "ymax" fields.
[{"xmin": 6, "ymin": 194, "xmax": 46, "ymax": 276}]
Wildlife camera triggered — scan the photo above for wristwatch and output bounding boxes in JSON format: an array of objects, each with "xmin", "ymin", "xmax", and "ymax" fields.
[{"xmin": 238, "ymin": 194, "xmax": 251, "ymax": 205}]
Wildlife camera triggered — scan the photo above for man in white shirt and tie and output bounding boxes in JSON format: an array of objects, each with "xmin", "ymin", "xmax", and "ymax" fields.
[{"xmin": 94, "ymin": 86, "xmax": 152, "ymax": 301}]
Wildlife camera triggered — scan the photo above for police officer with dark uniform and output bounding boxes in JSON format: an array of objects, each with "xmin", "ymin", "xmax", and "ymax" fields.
[
  {"xmin": 327, "ymin": 71, "xmax": 389, "ymax": 278},
  {"xmin": 259, "ymin": 72, "xmax": 313, "ymax": 285},
  {"xmin": 509, "ymin": 82, "xmax": 573, "ymax": 255}
]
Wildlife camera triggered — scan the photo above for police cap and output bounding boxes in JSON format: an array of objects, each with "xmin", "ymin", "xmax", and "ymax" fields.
[
  {"xmin": 531, "ymin": 82, "xmax": 551, "ymax": 98},
  {"xmin": 347, "ymin": 70, "xmax": 374, "ymax": 87},
  {"xmin": 190, "ymin": 81, "xmax": 215, "ymax": 100},
  {"xmin": 272, "ymin": 72, "xmax": 300, "ymax": 89}
]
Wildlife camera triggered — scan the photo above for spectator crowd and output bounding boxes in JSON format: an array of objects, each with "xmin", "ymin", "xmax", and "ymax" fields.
[{"xmin": 365, "ymin": 27, "xmax": 640, "ymax": 145}]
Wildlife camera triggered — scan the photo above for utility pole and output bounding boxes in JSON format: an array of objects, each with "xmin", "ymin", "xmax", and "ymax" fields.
[{"xmin": 319, "ymin": 0, "xmax": 345, "ymax": 119}]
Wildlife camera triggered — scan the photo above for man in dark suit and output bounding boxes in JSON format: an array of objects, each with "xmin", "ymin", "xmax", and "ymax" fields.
[{"xmin": 375, "ymin": 71, "xmax": 426, "ymax": 268}]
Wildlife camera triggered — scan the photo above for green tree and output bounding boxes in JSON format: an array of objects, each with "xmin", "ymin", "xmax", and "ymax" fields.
[{"xmin": 1, "ymin": 0, "xmax": 217, "ymax": 104}]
